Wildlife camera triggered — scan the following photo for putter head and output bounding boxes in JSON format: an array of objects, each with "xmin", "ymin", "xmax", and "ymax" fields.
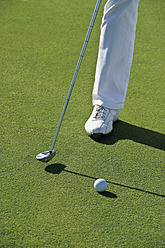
[{"xmin": 36, "ymin": 150, "xmax": 56, "ymax": 162}]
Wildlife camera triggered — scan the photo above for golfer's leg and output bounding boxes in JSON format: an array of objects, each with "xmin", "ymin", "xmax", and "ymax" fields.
[{"xmin": 93, "ymin": 0, "xmax": 140, "ymax": 110}]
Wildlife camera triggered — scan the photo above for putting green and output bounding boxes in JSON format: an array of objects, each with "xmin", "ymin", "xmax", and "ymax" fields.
[{"xmin": 0, "ymin": 0, "xmax": 164, "ymax": 247}]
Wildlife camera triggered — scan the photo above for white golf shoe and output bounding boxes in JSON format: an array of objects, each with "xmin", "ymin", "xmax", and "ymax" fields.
[{"xmin": 85, "ymin": 105, "xmax": 119, "ymax": 138}]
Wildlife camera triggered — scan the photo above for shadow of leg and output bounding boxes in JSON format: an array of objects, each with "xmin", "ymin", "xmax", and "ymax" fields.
[{"xmin": 97, "ymin": 120, "xmax": 165, "ymax": 151}]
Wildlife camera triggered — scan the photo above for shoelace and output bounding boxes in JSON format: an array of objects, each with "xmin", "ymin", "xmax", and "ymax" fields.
[{"xmin": 94, "ymin": 106, "xmax": 107, "ymax": 119}]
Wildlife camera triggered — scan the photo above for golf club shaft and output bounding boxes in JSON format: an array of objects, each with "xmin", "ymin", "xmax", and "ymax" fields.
[{"xmin": 50, "ymin": 0, "xmax": 102, "ymax": 152}]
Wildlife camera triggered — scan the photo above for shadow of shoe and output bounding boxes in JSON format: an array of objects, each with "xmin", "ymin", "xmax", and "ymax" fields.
[{"xmin": 94, "ymin": 120, "xmax": 165, "ymax": 151}]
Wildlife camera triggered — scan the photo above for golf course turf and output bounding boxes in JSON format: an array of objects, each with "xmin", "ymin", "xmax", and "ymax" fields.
[{"xmin": 0, "ymin": 0, "xmax": 165, "ymax": 247}]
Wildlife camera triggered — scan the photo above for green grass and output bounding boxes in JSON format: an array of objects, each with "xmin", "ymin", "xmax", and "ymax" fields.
[{"xmin": 0, "ymin": 0, "xmax": 165, "ymax": 247}]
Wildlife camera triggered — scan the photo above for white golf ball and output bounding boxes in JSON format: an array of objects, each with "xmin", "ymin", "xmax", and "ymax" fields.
[{"xmin": 94, "ymin": 178, "xmax": 108, "ymax": 192}]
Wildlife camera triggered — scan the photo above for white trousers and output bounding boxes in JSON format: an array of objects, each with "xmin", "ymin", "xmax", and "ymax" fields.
[{"xmin": 93, "ymin": 0, "xmax": 140, "ymax": 110}]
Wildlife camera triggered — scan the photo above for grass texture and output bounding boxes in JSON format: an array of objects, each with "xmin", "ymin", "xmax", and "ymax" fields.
[{"xmin": 0, "ymin": 0, "xmax": 165, "ymax": 247}]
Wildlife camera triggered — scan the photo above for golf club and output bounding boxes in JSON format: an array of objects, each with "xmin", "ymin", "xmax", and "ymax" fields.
[{"xmin": 36, "ymin": 0, "xmax": 102, "ymax": 162}]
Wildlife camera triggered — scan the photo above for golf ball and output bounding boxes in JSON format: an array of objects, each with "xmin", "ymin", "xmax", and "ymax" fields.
[{"xmin": 94, "ymin": 178, "xmax": 108, "ymax": 192}]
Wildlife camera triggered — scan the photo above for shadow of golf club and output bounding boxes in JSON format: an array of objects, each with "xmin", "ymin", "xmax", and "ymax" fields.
[
  {"xmin": 45, "ymin": 163, "xmax": 117, "ymax": 198},
  {"xmin": 45, "ymin": 163, "xmax": 165, "ymax": 198},
  {"xmin": 91, "ymin": 120, "xmax": 165, "ymax": 151}
]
